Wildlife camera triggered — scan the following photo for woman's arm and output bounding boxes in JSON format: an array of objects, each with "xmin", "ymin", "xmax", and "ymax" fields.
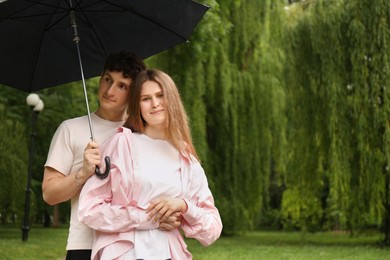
[
  {"xmin": 78, "ymin": 132, "xmax": 158, "ymax": 233},
  {"xmin": 180, "ymin": 163, "xmax": 223, "ymax": 246},
  {"xmin": 78, "ymin": 167, "xmax": 159, "ymax": 233}
]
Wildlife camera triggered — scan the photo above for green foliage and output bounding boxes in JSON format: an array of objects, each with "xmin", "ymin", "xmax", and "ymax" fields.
[
  {"xmin": 0, "ymin": 104, "xmax": 28, "ymax": 223},
  {"xmin": 283, "ymin": 0, "xmax": 390, "ymax": 243},
  {"xmin": 282, "ymin": 188, "xmax": 323, "ymax": 232}
]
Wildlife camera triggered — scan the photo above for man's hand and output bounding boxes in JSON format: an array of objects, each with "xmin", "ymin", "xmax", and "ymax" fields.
[{"xmin": 80, "ymin": 141, "xmax": 101, "ymax": 180}]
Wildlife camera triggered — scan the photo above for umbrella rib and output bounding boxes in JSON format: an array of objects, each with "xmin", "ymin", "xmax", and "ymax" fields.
[
  {"xmin": 29, "ymin": 1, "xmax": 68, "ymax": 90},
  {"xmin": 105, "ymin": 0, "xmax": 188, "ymax": 41},
  {"xmin": 5, "ymin": 0, "xmax": 69, "ymax": 30},
  {"xmin": 27, "ymin": 0, "xmax": 70, "ymax": 30},
  {"xmin": 5, "ymin": 11, "xmax": 66, "ymax": 20},
  {"xmin": 75, "ymin": 1, "xmax": 111, "ymax": 57},
  {"xmin": 2, "ymin": 0, "xmax": 67, "ymax": 20},
  {"xmin": 75, "ymin": 0, "xmax": 189, "ymax": 41},
  {"xmin": 72, "ymin": 0, "xmax": 188, "ymax": 57},
  {"xmin": 25, "ymin": 0, "xmax": 69, "ymax": 11},
  {"xmin": 1, "ymin": 1, "xmax": 70, "ymax": 91}
]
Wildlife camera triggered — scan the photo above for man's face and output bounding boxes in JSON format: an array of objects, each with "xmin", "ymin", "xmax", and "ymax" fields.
[{"xmin": 98, "ymin": 70, "xmax": 132, "ymax": 115}]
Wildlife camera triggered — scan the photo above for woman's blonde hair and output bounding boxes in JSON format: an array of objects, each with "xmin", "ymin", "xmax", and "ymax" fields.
[{"xmin": 124, "ymin": 69, "xmax": 198, "ymax": 160}]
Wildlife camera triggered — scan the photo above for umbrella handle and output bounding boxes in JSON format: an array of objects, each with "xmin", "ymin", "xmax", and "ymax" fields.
[{"xmin": 95, "ymin": 156, "xmax": 111, "ymax": 179}]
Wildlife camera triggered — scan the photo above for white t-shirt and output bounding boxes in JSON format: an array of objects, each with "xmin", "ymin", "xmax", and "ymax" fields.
[{"xmin": 45, "ymin": 112, "xmax": 125, "ymax": 250}]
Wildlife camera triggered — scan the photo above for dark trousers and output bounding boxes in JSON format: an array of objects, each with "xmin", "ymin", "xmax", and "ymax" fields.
[
  {"xmin": 66, "ymin": 250, "xmax": 170, "ymax": 260},
  {"xmin": 66, "ymin": 250, "xmax": 92, "ymax": 260}
]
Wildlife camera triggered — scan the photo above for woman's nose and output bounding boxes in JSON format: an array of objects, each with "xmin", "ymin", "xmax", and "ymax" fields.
[{"xmin": 152, "ymin": 97, "xmax": 159, "ymax": 107}]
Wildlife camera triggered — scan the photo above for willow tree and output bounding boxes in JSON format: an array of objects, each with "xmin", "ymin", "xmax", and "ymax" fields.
[
  {"xmin": 0, "ymin": 102, "xmax": 28, "ymax": 223},
  {"xmin": 343, "ymin": 0, "xmax": 390, "ymax": 244},
  {"xmin": 282, "ymin": 0, "xmax": 346, "ymax": 232},
  {"xmin": 283, "ymin": 0, "xmax": 390, "ymax": 243}
]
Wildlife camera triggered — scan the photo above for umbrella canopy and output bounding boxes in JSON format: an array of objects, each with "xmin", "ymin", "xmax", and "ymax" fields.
[{"xmin": 0, "ymin": 0, "xmax": 209, "ymax": 92}]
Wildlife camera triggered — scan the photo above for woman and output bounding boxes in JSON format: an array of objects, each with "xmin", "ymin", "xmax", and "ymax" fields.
[{"xmin": 78, "ymin": 69, "xmax": 222, "ymax": 260}]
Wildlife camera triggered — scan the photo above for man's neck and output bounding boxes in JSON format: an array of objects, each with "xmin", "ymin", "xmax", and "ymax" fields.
[{"xmin": 95, "ymin": 108, "xmax": 127, "ymax": 122}]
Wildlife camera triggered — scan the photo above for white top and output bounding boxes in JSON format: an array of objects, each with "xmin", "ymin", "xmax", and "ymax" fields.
[
  {"xmin": 44, "ymin": 113, "xmax": 125, "ymax": 250},
  {"xmin": 122, "ymin": 133, "xmax": 180, "ymax": 259}
]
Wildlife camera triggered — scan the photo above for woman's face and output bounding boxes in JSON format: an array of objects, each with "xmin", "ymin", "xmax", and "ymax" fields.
[{"xmin": 139, "ymin": 80, "xmax": 166, "ymax": 128}]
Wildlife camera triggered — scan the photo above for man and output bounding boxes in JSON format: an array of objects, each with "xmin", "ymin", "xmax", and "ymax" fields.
[{"xmin": 42, "ymin": 52, "xmax": 180, "ymax": 260}]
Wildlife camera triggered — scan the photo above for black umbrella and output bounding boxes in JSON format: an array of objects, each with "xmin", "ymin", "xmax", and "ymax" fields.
[{"xmin": 0, "ymin": 0, "xmax": 209, "ymax": 177}]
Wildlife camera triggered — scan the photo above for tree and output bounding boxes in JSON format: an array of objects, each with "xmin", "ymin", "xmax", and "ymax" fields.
[
  {"xmin": 0, "ymin": 102, "xmax": 28, "ymax": 224},
  {"xmin": 283, "ymin": 0, "xmax": 390, "ymax": 243}
]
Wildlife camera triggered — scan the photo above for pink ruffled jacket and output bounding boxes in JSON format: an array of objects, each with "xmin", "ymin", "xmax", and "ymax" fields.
[{"xmin": 78, "ymin": 127, "xmax": 222, "ymax": 259}]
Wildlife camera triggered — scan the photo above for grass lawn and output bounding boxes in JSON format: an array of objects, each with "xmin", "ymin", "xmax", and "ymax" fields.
[{"xmin": 0, "ymin": 225, "xmax": 389, "ymax": 259}]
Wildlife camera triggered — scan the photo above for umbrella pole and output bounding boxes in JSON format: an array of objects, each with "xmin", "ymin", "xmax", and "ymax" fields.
[
  {"xmin": 70, "ymin": 11, "xmax": 94, "ymax": 141},
  {"xmin": 70, "ymin": 10, "xmax": 110, "ymax": 179}
]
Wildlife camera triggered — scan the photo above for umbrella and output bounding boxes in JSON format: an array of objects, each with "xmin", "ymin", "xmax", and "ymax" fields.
[{"xmin": 0, "ymin": 0, "xmax": 209, "ymax": 177}]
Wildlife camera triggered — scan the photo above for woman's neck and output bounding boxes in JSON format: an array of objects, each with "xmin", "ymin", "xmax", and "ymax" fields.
[{"xmin": 143, "ymin": 125, "xmax": 167, "ymax": 140}]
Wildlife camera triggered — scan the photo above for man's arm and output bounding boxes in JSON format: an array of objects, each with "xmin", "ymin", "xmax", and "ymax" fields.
[
  {"xmin": 42, "ymin": 141, "xmax": 101, "ymax": 205},
  {"xmin": 42, "ymin": 167, "xmax": 84, "ymax": 205}
]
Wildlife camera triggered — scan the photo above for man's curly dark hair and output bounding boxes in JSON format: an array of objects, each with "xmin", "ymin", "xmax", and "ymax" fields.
[{"xmin": 104, "ymin": 51, "xmax": 146, "ymax": 80}]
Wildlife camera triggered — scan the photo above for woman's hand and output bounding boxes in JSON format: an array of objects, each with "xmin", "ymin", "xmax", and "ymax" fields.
[
  {"xmin": 147, "ymin": 197, "xmax": 188, "ymax": 223},
  {"xmin": 158, "ymin": 211, "xmax": 182, "ymax": 231}
]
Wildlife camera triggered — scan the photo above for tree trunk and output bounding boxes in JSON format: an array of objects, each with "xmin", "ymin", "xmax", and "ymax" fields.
[
  {"xmin": 384, "ymin": 174, "xmax": 390, "ymax": 245},
  {"xmin": 52, "ymin": 205, "xmax": 59, "ymax": 228}
]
